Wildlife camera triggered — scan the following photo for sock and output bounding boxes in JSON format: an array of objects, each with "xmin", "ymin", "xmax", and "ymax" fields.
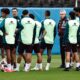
[
  {"xmin": 16, "ymin": 63, "xmax": 20, "ymax": 69},
  {"xmin": 11, "ymin": 65, "xmax": 13, "ymax": 70},
  {"xmin": 25, "ymin": 63, "xmax": 31, "ymax": 70},
  {"xmin": 46, "ymin": 63, "xmax": 50, "ymax": 67},
  {"xmin": 39, "ymin": 63, "xmax": 42, "ymax": 69},
  {"xmin": 76, "ymin": 63, "xmax": 80, "ymax": 68},
  {"xmin": 70, "ymin": 62, "xmax": 74, "ymax": 66},
  {"xmin": 65, "ymin": 62, "xmax": 70, "ymax": 68},
  {"xmin": 7, "ymin": 64, "xmax": 11, "ymax": 70},
  {"xmin": 36, "ymin": 63, "xmax": 39, "ymax": 68}
]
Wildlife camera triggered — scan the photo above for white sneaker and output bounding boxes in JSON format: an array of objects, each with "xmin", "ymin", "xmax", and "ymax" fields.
[
  {"xmin": 45, "ymin": 63, "xmax": 50, "ymax": 71},
  {"xmin": 31, "ymin": 67, "xmax": 39, "ymax": 71},
  {"xmin": 24, "ymin": 67, "xmax": 30, "ymax": 72},
  {"xmin": 0, "ymin": 58, "xmax": 7, "ymax": 65},
  {"xmin": 14, "ymin": 68, "xmax": 19, "ymax": 72}
]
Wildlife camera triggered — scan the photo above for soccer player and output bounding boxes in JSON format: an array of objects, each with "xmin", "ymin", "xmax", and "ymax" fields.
[
  {"xmin": 64, "ymin": 11, "xmax": 80, "ymax": 71},
  {"xmin": 58, "ymin": 9, "xmax": 68, "ymax": 68},
  {"xmin": 0, "ymin": 8, "xmax": 23, "ymax": 72},
  {"xmin": 40, "ymin": 10, "xmax": 56, "ymax": 71},
  {"xmin": 11, "ymin": 8, "xmax": 20, "ymax": 69},
  {"xmin": 0, "ymin": 8, "xmax": 7, "ymax": 64},
  {"xmin": 30, "ymin": 14, "xmax": 43, "ymax": 71},
  {"xmin": 77, "ymin": 7, "xmax": 80, "ymax": 68},
  {"xmin": 14, "ymin": 10, "xmax": 29, "ymax": 71},
  {"xmin": 73, "ymin": 7, "xmax": 79, "ymax": 21},
  {"xmin": 17, "ymin": 11, "xmax": 36, "ymax": 72}
]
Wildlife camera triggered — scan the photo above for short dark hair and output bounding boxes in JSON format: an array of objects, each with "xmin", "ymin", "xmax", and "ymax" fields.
[
  {"xmin": 29, "ymin": 14, "xmax": 35, "ymax": 19},
  {"xmin": 69, "ymin": 11, "xmax": 76, "ymax": 20},
  {"xmin": 45, "ymin": 10, "xmax": 50, "ymax": 16},
  {"xmin": 22, "ymin": 10, "xmax": 28, "ymax": 15},
  {"xmin": 73, "ymin": 7, "xmax": 79, "ymax": 12},
  {"xmin": 12, "ymin": 8, "xmax": 18, "ymax": 11},
  {"xmin": 1, "ymin": 8, "xmax": 5, "ymax": 12},
  {"xmin": 1, "ymin": 8, "xmax": 10, "ymax": 15}
]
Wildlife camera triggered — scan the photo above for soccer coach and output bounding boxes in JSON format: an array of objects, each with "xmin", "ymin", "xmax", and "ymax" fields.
[{"xmin": 58, "ymin": 9, "xmax": 68, "ymax": 68}]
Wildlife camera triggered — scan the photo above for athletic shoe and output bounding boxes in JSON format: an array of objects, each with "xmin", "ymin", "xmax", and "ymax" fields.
[
  {"xmin": 76, "ymin": 67, "xmax": 80, "ymax": 71},
  {"xmin": 64, "ymin": 68, "xmax": 70, "ymax": 71}
]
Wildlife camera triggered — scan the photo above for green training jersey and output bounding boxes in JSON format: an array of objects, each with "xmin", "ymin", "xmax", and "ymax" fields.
[
  {"xmin": 67, "ymin": 20, "xmax": 79, "ymax": 44},
  {"xmin": 20, "ymin": 17, "xmax": 36, "ymax": 45},
  {"xmin": 0, "ymin": 18, "xmax": 18, "ymax": 44},
  {"xmin": 0, "ymin": 17, "xmax": 4, "ymax": 36},
  {"xmin": 43, "ymin": 19, "xmax": 56, "ymax": 44},
  {"xmin": 34, "ymin": 21, "xmax": 41, "ymax": 44}
]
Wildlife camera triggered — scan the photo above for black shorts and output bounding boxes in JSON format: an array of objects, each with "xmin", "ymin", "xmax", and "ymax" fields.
[
  {"xmin": 14, "ymin": 34, "xmax": 19, "ymax": 48},
  {"xmin": 77, "ymin": 43, "xmax": 80, "ymax": 52},
  {"xmin": 3, "ymin": 44, "xmax": 15, "ymax": 50},
  {"xmin": 0, "ymin": 36, "xmax": 3, "ymax": 48},
  {"xmin": 18, "ymin": 42, "xmax": 33, "ymax": 54},
  {"xmin": 33, "ymin": 44, "xmax": 40, "ymax": 53},
  {"xmin": 65, "ymin": 43, "xmax": 77, "ymax": 53},
  {"xmin": 40, "ymin": 43, "xmax": 53, "ymax": 50},
  {"xmin": 14, "ymin": 40, "xmax": 19, "ymax": 48}
]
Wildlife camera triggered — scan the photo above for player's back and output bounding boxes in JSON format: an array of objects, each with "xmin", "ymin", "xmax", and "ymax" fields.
[
  {"xmin": 4, "ymin": 18, "xmax": 17, "ymax": 36},
  {"xmin": 43, "ymin": 19, "xmax": 56, "ymax": 44},
  {"xmin": 20, "ymin": 17, "xmax": 36, "ymax": 44},
  {"xmin": 68, "ymin": 19, "xmax": 79, "ymax": 44}
]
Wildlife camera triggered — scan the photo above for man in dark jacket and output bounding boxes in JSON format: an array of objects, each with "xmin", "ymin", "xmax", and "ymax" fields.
[
  {"xmin": 11, "ymin": 8, "xmax": 20, "ymax": 69},
  {"xmin": 58, "ymin": 9, "xmax": 68, "ymax": 68}
]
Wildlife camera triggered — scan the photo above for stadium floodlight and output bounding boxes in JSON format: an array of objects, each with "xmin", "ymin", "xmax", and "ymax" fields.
[{"xmin": 75, "ymin": 0, "xmax": 78, "ymax": 7}]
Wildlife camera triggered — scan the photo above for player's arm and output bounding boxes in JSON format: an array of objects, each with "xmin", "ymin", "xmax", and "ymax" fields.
[
  {"xmin": 64, "ymin": 22, "xmax": 69, "ymax": 44},
  {"xmin": 54, "ymin": 25, "xmax": 56, "ymax": 39},
  {"xmin": 0, "ymin": 19, "xmax": 5, "ymax": 29},
  {"xmin": 0, "ymin": 19, "xmax": 6, "ymax": 35},
  {"xmin": 32, "ymin": 24, "xmax": 37, "ymax": 44},
  {"xmin": 58, "ymin": 20, "xmax": 61, "ymax": 36},
  {"xmin": 15, "ymin": 21, "xmax": 23, "ymax": 34},
  {"xmin": 39, "ymin": 21, "xmax": 47, "ymax": 40},
  {"xmin": 77, "ymin": 25, "xmax": 80, "ymax": 43}
]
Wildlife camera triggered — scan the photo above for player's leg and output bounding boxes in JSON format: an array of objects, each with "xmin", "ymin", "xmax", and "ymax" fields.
[
  {"xmin": 45, "ymin": 44, "xmax": 53, "ymax": 71},
  {"xmin": 77, "ymin": 44, "xmax": 80, "ymax": 68},
  {"xmin": 31, "ymin": 43, "xmax": 45, "ymax": 70},
  {"xmin": 31, "ymin": 44, "xmax": 42, "ymax": 70},
  {"xmin": 65, "ymin": 43, "xmax": 71, "ymax": 71},
  {"xmin": 14, "ymin": 42, "xmax": 25, "ymax": 71},
  {"xmin": 60, "ymin": 38, "xmax": 65, "ymax": 68},
  {"xmin": 11, "ymin": 46, "xmax": 16, "ymax": 70},
  {"xmin": 24, "ymin": 45, "xmax": 33, "ymax": 72},
  {"xmin": 13, "ymin": 38, "xmax": 19, "ymax": 69},
  {"xmin": 0, "ymin": 37, "xmax": 6, "ymax": 64},
  {"xmin": 4, "ymin": 44, "xmax": 12, "ymax": 72},
  {"xmin": 1, "ymin": 47, "xmax": 5, "ymax": 59},
  {"xmin": 70, "ymin": 53, "xmax": 75, "ymax": 67},
  {"xmin": 72, "ymin": 44, "xmax": 80, "ymax": 71}
]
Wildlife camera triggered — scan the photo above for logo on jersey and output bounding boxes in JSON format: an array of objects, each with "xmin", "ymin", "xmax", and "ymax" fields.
[
  {"xmin": 9, "ymin": 21, "xmax": 14, "ymax": 25},
  {"xmin": 73, "ymin": 23, "xmax": 77, "ymax": 26},
  {"xmin": 10, "ymin": 21, "xmax": 14, "ymax": 24},
  {"xmin": 25, "ymin": 21, "xmax": 30, "ymax": 24},
  {"xmin": 49, "ymin": 22, "xmax": 52, "ymax": 25}
]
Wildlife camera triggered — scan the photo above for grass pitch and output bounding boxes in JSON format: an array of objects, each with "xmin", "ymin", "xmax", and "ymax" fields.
[{"xmin": 0, "ymin": 55, "xmax": 80, "ymax": 80}]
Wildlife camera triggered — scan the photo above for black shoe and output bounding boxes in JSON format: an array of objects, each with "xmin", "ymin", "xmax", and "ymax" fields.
[
  {"xmin": 76, "ymin": 67, "xmax": 80, "ymax": 71},
  {"xmin": 59, "ymin": 65, "xmax": 65, "ymax": 68},
  {"xmin": 69, "ymin": 65, "xmax": 72, "ymax": 69},
  {"xmin": 64, "ymin": 68, "xmax": 70, "ymax": 71}
]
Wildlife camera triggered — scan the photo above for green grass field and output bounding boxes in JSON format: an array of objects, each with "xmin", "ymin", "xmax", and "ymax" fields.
[{"xmin": 0, "ymin": 55, "xmax": 80, "ymax": 80}]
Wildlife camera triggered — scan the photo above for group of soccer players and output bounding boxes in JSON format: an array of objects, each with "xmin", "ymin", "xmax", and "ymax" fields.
[{"xmin": 0, "ymin": 7, "xmax": 80, "ymax": 72}]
